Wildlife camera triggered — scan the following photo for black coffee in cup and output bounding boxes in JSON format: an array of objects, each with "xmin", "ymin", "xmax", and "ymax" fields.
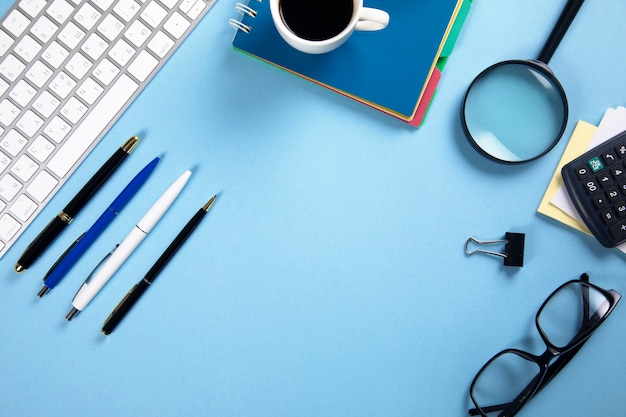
[{"xmin": 279, "ymin": 0, "xmax": 354, "ymax": 41}]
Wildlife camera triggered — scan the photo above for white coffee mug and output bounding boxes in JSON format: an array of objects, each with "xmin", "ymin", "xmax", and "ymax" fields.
[{"xmin": 269, "ymin": 0, "xmax": 389, "ymax": 54}]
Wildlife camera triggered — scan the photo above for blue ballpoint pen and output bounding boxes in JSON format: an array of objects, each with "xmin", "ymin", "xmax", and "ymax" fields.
[{"xmin": 37, "ymin": 157, "xmax": 160, "ymax": 297}]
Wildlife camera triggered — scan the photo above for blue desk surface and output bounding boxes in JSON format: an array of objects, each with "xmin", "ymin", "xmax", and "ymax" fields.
[{"xmin": 2, "ymin": 1, "xmax": 625, "ymax": 416}]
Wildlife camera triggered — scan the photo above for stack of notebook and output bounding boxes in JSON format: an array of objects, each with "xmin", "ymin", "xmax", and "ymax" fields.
[{"xmin": 230, "ymin": 0, "xmax": 472, "ymax": 126}]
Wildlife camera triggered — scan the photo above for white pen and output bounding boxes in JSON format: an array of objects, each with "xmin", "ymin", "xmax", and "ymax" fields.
[{"xmin": 65, "ymin": 170, "xmax": 192, "ymax": 321}]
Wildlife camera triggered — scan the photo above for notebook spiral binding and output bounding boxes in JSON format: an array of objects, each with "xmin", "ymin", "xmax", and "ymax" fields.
[{"xmin": 229, "ymin": 1, "xmax": 261, "ymax": 33}]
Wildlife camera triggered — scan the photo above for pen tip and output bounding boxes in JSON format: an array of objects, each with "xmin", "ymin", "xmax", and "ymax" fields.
[
  {"xmin": 14, "ymin": 263, "xmax": 25, "ymax": 273},
  {"xmin": 203, "ymin": 195, "xmax": 218, "ymax": 211},
  {"xmin": 37, "ymin": 286, "xmax": 50, "ymax": 298},
  {"xmin": 65, "ymin": 307, "xmax": 80, "ymax": 321}
]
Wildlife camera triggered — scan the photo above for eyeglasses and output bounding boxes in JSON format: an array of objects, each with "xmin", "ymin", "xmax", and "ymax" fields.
[{"xmin": 469, "ymin": 273, "xmax": 621, "ymax": 417}]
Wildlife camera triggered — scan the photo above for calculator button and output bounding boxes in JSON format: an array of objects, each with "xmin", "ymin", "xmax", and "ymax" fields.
[
  {"xmin": 587, "ymin": 156, "xmax": 605, "ymax": 173},
  {"xmin": 601, "ymin": 208, "xmax": 617, "ymax": 224},
  {"xmin": 592, "ymin": 194, "xmax": 607, "ymax": 209},
  {"xmin": 597, "ymin": 172, "xmax": 611, "ymax": 187},
  {"xmin": 611, "ymin": 166, "xmax": 625, "ymax": 180},
  {"xmin": 616, "ymin": 143, "xmax": 626, "ymax": 158},
  {"xmin": 620, "ymin": 181, "xmax": 626, "ymax": 195},
  {"xmin": 616, "ymin": 201, "xmax": 626, "ymax": 217},
  {"xmin": 584, "ymin": 179, "xmax": 599, "ymax": 194},
  {"xmin": 606, "ymin": 186, "xmax": 620, "ymax": 201},
  {"xmin": 602, "ymin": 151, "xmax": 617, "ymax": 165},
  {"xmin": 575, "ymin": 164, "xmax": 591, "ymax": 179},
  {"xmin": 609, "ymin": 219, "xmax": 626, "ymax": 240}
]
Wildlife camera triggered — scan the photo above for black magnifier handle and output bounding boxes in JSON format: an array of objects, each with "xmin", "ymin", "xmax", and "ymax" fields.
[{"xmin": 538, "ymin": 0, "xmax": 585, "ymax": 64}]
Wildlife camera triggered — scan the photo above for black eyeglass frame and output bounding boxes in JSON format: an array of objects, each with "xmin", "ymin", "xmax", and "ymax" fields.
[{"xmin": 468, "ymin": 273, "xmax": 621, "ymax": 417}]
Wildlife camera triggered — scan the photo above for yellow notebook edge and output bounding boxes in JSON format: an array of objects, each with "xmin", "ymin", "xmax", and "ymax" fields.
[{"xmin": 537, "ymin": 120, "xmax": 595, "ymax": 235}]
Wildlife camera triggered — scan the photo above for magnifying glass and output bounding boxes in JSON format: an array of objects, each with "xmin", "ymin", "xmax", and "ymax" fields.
[{"xmin": 462, "ymin": 0, "xmax": 585, "ymax": 164}]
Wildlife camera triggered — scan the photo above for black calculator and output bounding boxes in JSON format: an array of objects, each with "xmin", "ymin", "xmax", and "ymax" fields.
[{"xmin": 561, "ymin": 130, "xmax": 626, "ymax": 248}]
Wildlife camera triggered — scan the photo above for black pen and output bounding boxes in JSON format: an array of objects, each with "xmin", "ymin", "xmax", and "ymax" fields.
[
  {"xmin": 102, "ymin": 194, "xmax": 217, "ymax": 335},
  {"xmin": 15, "ymin": 136, "xmax": 139, "ymax": 273}
]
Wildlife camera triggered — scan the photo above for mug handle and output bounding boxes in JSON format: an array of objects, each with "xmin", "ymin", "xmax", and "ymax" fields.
[{"xmin": 355, "ymin": 8, "xmax": 389, "ymax": 31}]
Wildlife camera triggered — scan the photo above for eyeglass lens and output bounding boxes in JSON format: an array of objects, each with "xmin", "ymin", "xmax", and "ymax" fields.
[
  {"xmin": 462, "ymin": 62, "xmax": 566, "ymax": 163},
  {"xmin": 471, "ymin": 351, "xmax": 541, "ymax": 416},
  {"xmin": 538, "ymin": 281, "xmax": 611, "ymax": 349}
]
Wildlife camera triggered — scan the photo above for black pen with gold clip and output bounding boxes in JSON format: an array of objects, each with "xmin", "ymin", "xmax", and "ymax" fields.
[
  {"xmin": 102, "ymin": 194, "xmax": 217, "ymax": 335},
  {"xmin": 15, "ymin": 136, "xmax": 139, "ymax": 273}
]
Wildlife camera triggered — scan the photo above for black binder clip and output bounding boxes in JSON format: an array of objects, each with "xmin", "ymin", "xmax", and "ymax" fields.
[{"xmin": 465, "ymin": 232, "xmax": 525, "ymax": 267}]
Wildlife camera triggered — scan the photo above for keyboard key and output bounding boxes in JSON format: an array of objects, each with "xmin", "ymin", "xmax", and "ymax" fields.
[
  {"xmin": 10, "ymin": 193, "xmax": 38, "ymax": 222},
  {"xmin": 124, "ymin": 20, "xmax": 151, "ymax": 47},
  {"xmin": 42, "ymin": 41, "xmax": 70, "ymax": 68},
  {"xmin": 32, "ymin": 90, "xmax": 61, "ymax": 118},
  {"xmin": 60, "ymin": 97, "xmax": 88, "ymax": 124},
  {"xmin": 27, "ymin": 169, "xmax": 58, "ymax": 202},
  {"xmin": 0, "ymin": 151, "xmax": 10, "ymax": 173},
  {"xmin": 128, "ymin": 50, "xmax": 158, "ymax": 82},
  {"xmin": 18, "ymin": 0, "xmax": 47, "ymax": 18},
  {"xmin": 44, "ymin": 116, "xmax": 71, "ymax": 143},
  {"xmin": 11, "ymin": 154, "xmax": 38, "ymax": 182},
  {"xmin": 58, "ymin": 21, "xmax": 86, "ymax": 49},
  {"xmin": 49, "ymin": 71, "xmax": 77, "ymax": 98},
  {"xmin": 141, "ymin": 2, "xmax": 167, "ymax": 28},
  {"xmin": 92, "ymin": 58, "xmax": 120, "ymax": 85},
  {"xmin": 0, "ymin": 99, "xmax": 21, "ymax": 126},
  {"xmin": 15, "ymin": 35, "xmax": 43, "ymax": 62},
  {"xmin": 164, "ymin": 12, "xmax": 190, "ymax": 39},
  {"xmin": 27, "ymin": 135, "xmax": 55, "ymax": 163},
  {"xmin": 74, "ymin": 3, "xmax": 102, "ymax": 30},
  {"xmin": 148, "ymin": 30, "xmax": 174, "ymax": 58},
  {"xmin": 0, "ymin": 78, "xmax": 8, "ymax": 95},
  {"xmin": 186, "ymin": 0, "xmax": 207, "ymax": 20},
  {"xmin": 108, "ymin": 38, "xmax": 135, "ymax": 66},
  {"xmin": 97, "ymin": 14, "xmax": 124, "ymax": 41},
  {"xmin": 76, "ymin": 77, "xmax": 104, "ymax": 104},
  {"xmin": 47, "ymin": 0, "xmax": 75, "ymax": 24},
  {"xmin": 0, "ymin": 29, "xmax": 14, "ymax": 55},
  {"xmin": 92, "ymin": 0, "xmax": 116, "ymax": 12},
  {"xmin": 16, "ymin": 109, "xmax": 44, "ymax": 137},
  {"xmin": 3, "ymin": 9, "xmax": 30, "ymax": 37},
  {"xmin": 0, "ymin": 54, "xmax": 27, "ymax": 81},
  {"xmin": 114, "ymin": 0, "xmax": 141, "ymax": 22},
  {"xmin": 65, "ymin": 52, "xmax": 93, "ymax": 79},
  {"xmin": 25, "ymin": 60, "xmax": 54, "ymax": 88},
  {"xmin": 81, "ymin": 33, "xmax": 109, "ymax": 60},
  {"xmin": 9, "ymin": 79, "xmax": 37, "ymax": 107},
  {"xmin": 0, "ymin": 213, "xmax": 21, "ymax": 241},
  {"xmin": 0, "ymin": 173, "xmax": 23, "ymax": 200},
  {"xmin": 30, "ymin": 15, "xmax": 59, "ymax": 43},
  {"xmin": 1, "ymin": 130, "xmax": 28, "ymax": 156}
]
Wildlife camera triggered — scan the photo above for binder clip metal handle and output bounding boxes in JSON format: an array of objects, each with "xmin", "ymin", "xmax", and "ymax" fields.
[{"xmin": 465, "ymin": 232, "xmax": 525, "ymax": 267}]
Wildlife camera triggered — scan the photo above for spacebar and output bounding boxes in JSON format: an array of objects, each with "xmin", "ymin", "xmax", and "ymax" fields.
[{"xmin": 48, "ymin": 74, "xmax": 139, "ymax": 178}]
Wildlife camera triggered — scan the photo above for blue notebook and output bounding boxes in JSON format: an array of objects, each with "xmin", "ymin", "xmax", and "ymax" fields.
[{"xmin": 230, "ymin": 0, "xmax": 470, "ymax": 125}]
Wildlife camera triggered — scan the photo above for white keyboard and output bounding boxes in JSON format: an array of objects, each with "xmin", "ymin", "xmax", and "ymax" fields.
[{"xmin": 0, "ymin": 0, "xmax": 216, "ymax": 259}]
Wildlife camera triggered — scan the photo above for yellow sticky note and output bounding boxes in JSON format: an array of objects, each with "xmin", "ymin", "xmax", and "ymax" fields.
[{"xmin": 537, "ymin": 121, "xmax": 596, "ymax": 235}]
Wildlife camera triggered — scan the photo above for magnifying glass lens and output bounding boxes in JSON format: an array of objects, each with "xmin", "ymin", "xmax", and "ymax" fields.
[{"xmin": 463, "ymin": 62, "xmax": 567, "ymax": 163}]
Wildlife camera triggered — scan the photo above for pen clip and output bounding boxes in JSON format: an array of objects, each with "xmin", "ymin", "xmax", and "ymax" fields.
[
  {"xmin": 43, "ymin": 232, "xmax": 85, "ymax": 281},
  {"xmin": 86, "ymin": 243, "xmax": 119, "ymax": 285},
  {"xmin": 104, "ymin": 283, "xmax": 138, "ymax": 323}
]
